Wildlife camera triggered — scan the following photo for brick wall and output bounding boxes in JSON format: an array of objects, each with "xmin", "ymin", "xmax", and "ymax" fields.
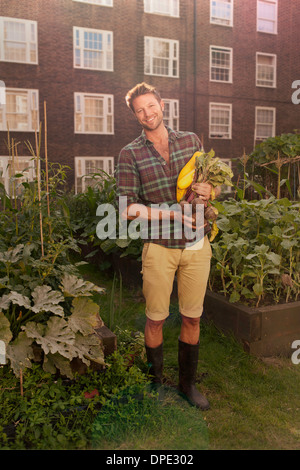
[{"xmin": 0, "ymin": 0, "xmax": 299, "ymax": 189}]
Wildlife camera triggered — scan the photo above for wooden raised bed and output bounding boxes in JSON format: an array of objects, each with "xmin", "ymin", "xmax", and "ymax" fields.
[{"xmin": 203, "ymin": 290, "xmax": 300, "ymax": 357}]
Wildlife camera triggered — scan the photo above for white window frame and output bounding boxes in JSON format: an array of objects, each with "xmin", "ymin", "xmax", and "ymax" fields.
[
  {"xmin": 144, "ymin": 36, "xmax": 179, "ymax": 78},
  {"xmin": 0, "ymin": 17, "xmax": 38, "ymax": 65},
  {"xmin": 0, "ymin": 156, "xmax": 36, "ymax": 196},
  {"xmin": 257, "ymin": 0, "xmax": 278, "ymax": 34},
  {"xmin": 0, "ymin": 88, "xmax": 39, "ymax": 132},
  {"xmin": 210, "ymin": 46, "xmax": 233, "ymax": 83},
  {"xmin": 255, "ymin": 106, "xmax": 276, "ymax": 140},
  {"xmin": 210, "ymin": 0, "xmax": 233, "ymax": 27},
  {"xmin": 75, "ymin": 156, "xmax": 114, "ymax": 193},
  {"xmin": 74, "ymin": 92, "xmax": 114, "ymax": 135},
  {"xmin": 144, "ymin": 0, "xmax": 179, "ymax": 17},
  {"xmin": 163, "ymin": 99, "xmax": 179, "ymax": 131},
  {"xmin": 256, "ymin": 52, "xmax": 276, "ymax": 88},
  {"xmin": 220, "ymin": 158, "xmax": 233, "ymax": 192},
  {"xmin": 73, "ymin": 26, "xmax": 113, "ymax": 71},
  {"xmin": 209, "ymin": 102, "xmax": 232, "ymax": 139},
  {"xmin": 73, "ymin": 0, "xmax": 113, "ymax": 5}
]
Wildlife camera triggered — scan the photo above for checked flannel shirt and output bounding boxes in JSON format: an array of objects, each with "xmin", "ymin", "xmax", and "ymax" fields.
[{"xmin": 116, "ymin": 126, "xmax": 209, "ymax": 249}]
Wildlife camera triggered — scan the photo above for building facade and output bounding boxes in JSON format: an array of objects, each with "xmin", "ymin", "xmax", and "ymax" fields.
[{"xmin": 0, "ymin": 0, "xmax": 299, "ymax": 192}]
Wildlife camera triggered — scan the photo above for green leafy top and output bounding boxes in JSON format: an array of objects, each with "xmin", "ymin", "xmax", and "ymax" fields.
[{"xmin": 195, "ymin": 150, "xmax": 234, "ymax": 187}]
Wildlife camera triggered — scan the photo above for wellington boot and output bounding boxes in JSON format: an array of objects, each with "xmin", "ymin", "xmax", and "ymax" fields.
[
  {"xmin": 178, "ymin": 338, "xmax": 210, "ymax": 410},
  {"xmin": 145, "ymin": 342, "xmax": 163, "ymax": 385}
]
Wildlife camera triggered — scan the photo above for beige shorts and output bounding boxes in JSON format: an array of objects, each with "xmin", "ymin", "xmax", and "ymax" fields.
[{"xmin": 141, "ymin": 236, "xmax": 212, "ymax": 321}]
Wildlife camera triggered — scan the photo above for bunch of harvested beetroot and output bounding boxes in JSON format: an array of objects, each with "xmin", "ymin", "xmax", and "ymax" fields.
[{"xmin": 176, "ymin": 150, "xmax": 233, "ymax": 241}]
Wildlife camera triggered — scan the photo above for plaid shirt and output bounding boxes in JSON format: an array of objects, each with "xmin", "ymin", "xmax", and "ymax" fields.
[{"xmin": 116, "ymin": 126, "xmax": 208, "ymax": 248}]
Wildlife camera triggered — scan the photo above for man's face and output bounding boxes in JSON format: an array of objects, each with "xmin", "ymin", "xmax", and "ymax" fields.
[{"xmin": 132, "ymin": 93, "xmax": 164, "ymax": 132}]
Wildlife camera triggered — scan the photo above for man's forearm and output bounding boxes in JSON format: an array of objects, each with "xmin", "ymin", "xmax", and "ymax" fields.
[{"xmin": 125, "ymin": 203, "xmax": 179, "ymax": 221}]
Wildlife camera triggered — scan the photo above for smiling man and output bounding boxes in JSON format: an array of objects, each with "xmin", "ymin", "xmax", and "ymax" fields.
[{"xmin": 116, "ymin": 82, "xmax": 218, "ymax": 410}]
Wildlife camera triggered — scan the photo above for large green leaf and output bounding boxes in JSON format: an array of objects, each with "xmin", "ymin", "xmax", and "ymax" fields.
[
  {"xmin": 31, "ymin": 285, "xmax": 64, "ymax": 316},
  {"xmin": 43, "ymin": 352, "xmax": 74, "ymax": 379},
  {"xmin": 6, "ymin": 332, "xmax": 34, "ymax": 375},
  {"xmin": 0, "ymin": 311, "xmax": 12, "ymax": 345},
  {"xmin": 73, "ymin": 332, "xmax": 105, "ymax": 366},
  {"xmin": 60, "ymin": 273, "xmax": 105, "ymax": 297},
  {"xmin": 68, "ymin": 297, "xmax": 102, "ymax": 336},
  {"xmin": 0, "ymin": 291, "xmax": 31, "ymax": 311},
  {"xmin": 23, "ymin": 317, "xmax": 75, "ymax": 358},
  {"xmin": 0, "ymin": 244, "xmax": 24, "ymax": 264}
]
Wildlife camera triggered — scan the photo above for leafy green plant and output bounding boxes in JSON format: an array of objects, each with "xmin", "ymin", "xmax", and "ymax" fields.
[
  {"xmin": 209, "ymin": 197, "xmax": 300, "ymax": 306},
  {"xmin": 0, "ymin": 345, "xmax": 150, "ymax": 450},
  {"xmin": 1, "ymin": 272, "xmax": 106, "ymax": 378},
  {"xmin": 0, "ymin": 132, "xmax": 108, "ymax": 380},
  {"xmin": 241, "ymin": 132, "xmax": 300, "ymax": 200}
]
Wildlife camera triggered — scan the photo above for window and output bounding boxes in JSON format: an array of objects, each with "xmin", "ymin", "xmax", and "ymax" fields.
[
  {"xmin": 0, "ymin": 17, "xmax": 37, "ymax": 64},
  {"xmin": 256, "ymin": 53, "xmax": 276, "ymax": 87},
  {"xmin": 75, "ymin": 93, "xmax": 114, "ymax": 134},
  {"xmin": 73, "ymin": 0, "xmax": 113, "ymax": 5},
  {"xmin": 144, "ymin": 0, "xmax": 179, "ymax": 17},
  {"xmin": 163, "ymin": 99, "xmax": 179, "ymax": 130},
  {"xmin": 257, "ymin": 0, "xmax": 277, "ymax": 34},
  {"xmin": 255, "ymin": 107, "xmax": 276, "ymax": 139},
  {"xmin": 210, "ymin": 46, "xmax": 232, "ymax": 83},
  {"xmin": 209, "ymin": 103, "xmax": 232, "ymax": 139},
  {"xmin": 75, "ymin": 156, "xmax": 114, "ymax": 193},
  {"xmin": 0, "ymin": 156, "xmax": 36, "ymax": 196},
  {"xmin": 145, "ymin": 37, "xmax": 179, "ymax": 77},
  {"xmin": 0, "ymin": 88, "xmax": 39, "ymax": 132},
  {"xmin": 73, "ymin": 27, "xmax": 113, "ymax": 71},
  {"xmin": 210, "ymin": 0, "xmax": 233, "ymax": 27}
]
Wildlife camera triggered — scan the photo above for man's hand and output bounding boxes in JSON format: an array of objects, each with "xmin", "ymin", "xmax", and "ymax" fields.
[
  {"xmin": 192, "ymin": 183, "xmax": 221, "ymax": 200},
  {"xmin": 191, "ymin": 182, "xmax": 212, "ymax": 201}
]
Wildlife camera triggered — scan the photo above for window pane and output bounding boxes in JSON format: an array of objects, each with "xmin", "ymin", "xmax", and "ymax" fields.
[
  {"xmin": 75, "ymin": 27, "xmax": 113, "ymax": 70},
  {"xmin": 2, "ymin": 19, "xmax": 37, "ymax": 64},
  {"xmin": 256, "ymin": 108, "xmax": 274, "ymax": 137},
  {"xmin": 211, "ymin": 48, "xmax": 231, "ymax": 81},
  {"xmin": 211, "ymin": 0, "xmax": 232, "ymax": 26},
  {"xmin": 210, "ymin": 104, "xmax": 231, "ymax": 138},
  {"xmin": 257, "ymin": 0, "xmax": 277, "ymax": 33},
  {"xmin": 75, "ymin": 94, "xmax": 113, "ymax": 134}
]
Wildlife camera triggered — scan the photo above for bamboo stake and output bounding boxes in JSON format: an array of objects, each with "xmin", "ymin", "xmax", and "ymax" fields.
[
  {"xmin": 11, "ymin": 137, "xmax": 16, "ymax": 203},
  {"xmin": 44, "ymin": 101, "xmax": 52, "ymax": 242},
  {"xmin": 35, "ymin": 123, "xmax": 44, "ymax": 257},
  {"xmin": 20, "ymin": 368, "xmax": 23, "ymax": 397},
  {"xmin": 44, "ymin": 101, "xmax": 50, "ymax": 218}
]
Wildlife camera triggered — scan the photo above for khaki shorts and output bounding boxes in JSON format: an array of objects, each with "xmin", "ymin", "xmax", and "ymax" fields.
[{"xmin": 141, "ymin": 236, "xmax": 212, "ymax": 321}]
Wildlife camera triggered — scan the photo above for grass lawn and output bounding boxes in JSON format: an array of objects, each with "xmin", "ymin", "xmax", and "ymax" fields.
[{"xmin": 81, "ymin": 261, "xmax": 300, "ymax": 451}]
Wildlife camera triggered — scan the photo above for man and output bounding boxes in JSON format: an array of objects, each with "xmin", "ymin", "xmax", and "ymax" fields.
[{"xmin": 116, "ymin": 82, "xmax": 219, "ymax": 410}]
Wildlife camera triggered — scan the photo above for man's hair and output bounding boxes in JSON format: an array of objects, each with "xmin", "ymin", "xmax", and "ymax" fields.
[{"xmin": 125, "ymin": 82, "xmax": 162, "ymax": 112}]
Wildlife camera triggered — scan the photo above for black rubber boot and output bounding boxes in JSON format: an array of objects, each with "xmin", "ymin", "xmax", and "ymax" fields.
[
  {"xmin": 178, "ymin": 338, "xmax": 210, "ymax": 410},
  {"xmin": 145, "ymin": 342, "xmax": 163, "ymax": 385}
]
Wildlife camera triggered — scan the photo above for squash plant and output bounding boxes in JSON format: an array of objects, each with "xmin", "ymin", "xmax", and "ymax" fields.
[
  {"xmin": 209, "ymin": 197, "xmax": 300, "ymax": 307},
  {"xmin": 0, "ymin": 138, "xmax": 106, "ymax": 379}
]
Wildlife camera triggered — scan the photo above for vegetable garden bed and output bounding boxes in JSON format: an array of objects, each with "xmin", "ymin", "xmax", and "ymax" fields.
[{"xmin": 203, "ymin": 290, "xmax": 300, "ymax": 357}]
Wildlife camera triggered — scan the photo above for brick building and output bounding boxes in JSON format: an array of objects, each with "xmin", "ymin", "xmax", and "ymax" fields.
[{"xmin": 0, "ymin": 0, "xmax": 299, "ymax": 193}]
